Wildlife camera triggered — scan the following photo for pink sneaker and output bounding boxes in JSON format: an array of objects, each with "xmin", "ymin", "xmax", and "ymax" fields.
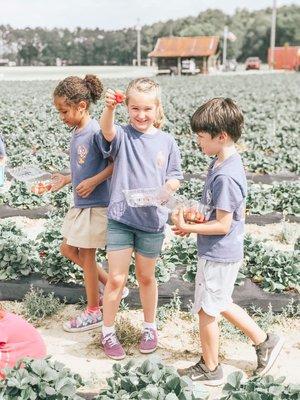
[
  {"xmin": 101, "ymin": 332, "xmax": 126, "ymax": 360},
  {"xmin": 139, "ymin": 328, "xmax": 158, "ymax": 354},
  {"xmin": 63, "ymin": 309, "xmax": 102, "ymax": 333}
]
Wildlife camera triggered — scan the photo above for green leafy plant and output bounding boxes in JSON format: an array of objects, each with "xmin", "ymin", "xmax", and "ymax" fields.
[
  {"xmin": 37, "ymin": 216, "xmax": 83, "ymax": 284},
  {"xmin": 95, "ymin": 358, "xmax": 209, "ymax": 399},
  {"xmin": 22, "ymin": 285, "xmax": 63, "ymax": 324},
  {"xmin": 0, "ymin": 220, "xmax": 40, "ymax": 280},
  {"xmin": 157, "ymin": 289, "xmax": 182, "ymax": 329},
  {"xmin": 220, "ymin": 371, "xmax": 300, "ymax": 400},
  {"xmin": 0, "ymin": 357, "xmax": 84, "ymax": 400}
]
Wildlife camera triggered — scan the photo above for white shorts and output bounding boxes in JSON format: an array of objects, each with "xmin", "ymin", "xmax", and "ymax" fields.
[
  {"xmin": 61, "ymin": 207, "xmax": 107, "ymax": 249},
  {"xmin": 192, "ymin": 258, "xmax": 242, "ymax": 317}
]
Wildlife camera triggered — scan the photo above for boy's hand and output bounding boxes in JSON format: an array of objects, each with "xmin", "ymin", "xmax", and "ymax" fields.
[
  {"xmin": 76, "ymin": 178, "xmax": 96, "ymax": 198},
  {"xmin": 171, "ymin": 226, "xmax": 191, "ymax": 237},
  {"xmin": 51, "ymin": 173, "xmax": 68, "ymax": 192},
  {"xmin": 171, "ymin": 208, "xmax": 189, "ymax": 230}
]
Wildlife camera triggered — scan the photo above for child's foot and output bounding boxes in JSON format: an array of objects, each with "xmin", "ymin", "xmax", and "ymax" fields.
[
  {"xmin": 101, "ymin": 332, "xmax": 126, "ymax": 360},
  {"xmin": 63, "ymin": 309, "xmax": 102, "ymax": 333},
  {"xmin": 139, "ymin": 327, "xmax": 158, "ymax": 354},
  {"xmin": 254, "ymin": 333, "xmax": 284, "ymax": 376},
  {"xmin": 99, "ymin": 286, "xmax": 130, "ymax": 308},
  {"xmin": 177, "ymin": 357, "xmax": 224, "ymax": 386}
]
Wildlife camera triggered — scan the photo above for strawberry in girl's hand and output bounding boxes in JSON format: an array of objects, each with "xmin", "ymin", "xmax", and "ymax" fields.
[{"xmin": 115, "ymin": 90, "xmax": 126, "ymax": 104}]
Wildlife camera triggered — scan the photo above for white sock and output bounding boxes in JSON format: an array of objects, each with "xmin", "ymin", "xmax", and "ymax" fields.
[
  {"xmin": 102, "ymin": 325, "xmax": 115, "ymax": 336},
  {"xmin": 143, "ymin": 321, "xmax": 157, "ymax": 331}
]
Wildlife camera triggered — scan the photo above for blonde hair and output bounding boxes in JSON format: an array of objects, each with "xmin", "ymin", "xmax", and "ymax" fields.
[
  {"xmin": 0, "ymin": 303, "xmax": 4, "ymax": 319},
  {"xmin": 125, "ymin": 78, "xmax": 165, "ymax": 129}
]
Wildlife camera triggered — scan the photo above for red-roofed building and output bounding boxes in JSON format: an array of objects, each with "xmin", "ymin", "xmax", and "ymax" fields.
[{"xmin": 148, "ymin": 36, "xmax": 219, "ymax": 75}]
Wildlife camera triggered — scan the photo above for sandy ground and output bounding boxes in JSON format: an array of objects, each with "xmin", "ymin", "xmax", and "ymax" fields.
[{"xmin": 30, "ymin": 307, "xmax": 299, "ymax": 399}]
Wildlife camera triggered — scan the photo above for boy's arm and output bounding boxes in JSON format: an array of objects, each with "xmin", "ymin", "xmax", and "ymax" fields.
[
  {"xmin": 99, "ymin": 89, "xmax": 118, "ymax": 142},
  {"xmin": 172, "ymin": 208, "xmax": 232, "ymax": 235},
  {"xmin": 76, "ymin": 163, "xmax": 113, "ymax": 198}
]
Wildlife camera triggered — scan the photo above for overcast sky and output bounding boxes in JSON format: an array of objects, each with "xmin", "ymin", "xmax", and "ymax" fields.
[{"xmin": 0, "ymin": 0, "xmax": 299, "ymax": 30}]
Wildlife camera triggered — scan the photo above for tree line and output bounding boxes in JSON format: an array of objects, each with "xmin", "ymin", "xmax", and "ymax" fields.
[{"xmin": 0, "ymin": 5, "xmax": 299, "ymax": 66}]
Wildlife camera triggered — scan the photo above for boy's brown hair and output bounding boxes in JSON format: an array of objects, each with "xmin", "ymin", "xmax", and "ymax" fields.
[{"xmin": 190, "ymin": 97, "xmax": 244, "ymax": 142}]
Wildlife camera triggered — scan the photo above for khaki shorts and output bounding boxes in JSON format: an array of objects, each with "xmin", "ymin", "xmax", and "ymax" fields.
[
  {"xmin": 192, "ymin": 257, "xmax": 242, "ymax": 317},
  {"xmin": 61, "ymin": 207, "xmax": 108, "ymax": 249}
]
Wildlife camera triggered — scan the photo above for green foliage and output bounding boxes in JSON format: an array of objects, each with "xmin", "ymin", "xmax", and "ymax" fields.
[
  {"xmin": 220, "ymin": 371, "xmax": 300, "ymax": 400},
  {"xmin": 95, "ymin": 359, "xmax": 209, "ymax": 400},
  {"xmin": 22, "ymin": 286, "xmax": 63, "ymax": 324},
  {"xmin": 165, "ymin": 235, "xmax": 300, "ymax": 293},
  {"xmin": 37, "ymin": 215, "xmax": 83, "ymax": 284},
  {"xmin": 243, "ymin": 235, "xmax": 300, "ymax": 292},
  {"xmin": 157, "ymin": 289, "xmax": 182, "ymax": 329},
  {"xmin": 0, "ymin": 220, "xmax": 40, "ymax": 280},
  {"xmin": 0, "ymin": 357, "xmax": 84, "ymax": 400}
]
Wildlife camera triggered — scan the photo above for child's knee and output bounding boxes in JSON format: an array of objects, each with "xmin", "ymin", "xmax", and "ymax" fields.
[
  {"xmin": 108, "ymin": 274, "xmax": 126, "ymax": 290},
  {"xmin": 136, "ymin": 273, "xmax": 155, "ymax": 287},
  {"xmin": 60, "ymin": 242, "xmax": 75, "ymax": 259}
]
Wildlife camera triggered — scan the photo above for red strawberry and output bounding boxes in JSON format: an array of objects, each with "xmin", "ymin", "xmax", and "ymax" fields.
[{"xmin": 115, "ymin": 91, "xmax": 125, "ymax": 104}]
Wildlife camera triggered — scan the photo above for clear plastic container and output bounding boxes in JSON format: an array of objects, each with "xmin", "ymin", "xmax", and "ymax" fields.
[
  {"xmin": 123, "ymin": 187, "xmax": 213, "ymax": 222},
  {"xmin": 7, "ymin": 165, "xmax": 53, "ymax": 196},
  {"xmin": 7, "ymin": 165, "xmax": 51, "ymax": 182},
  {"xmin": 27, "ymin": 179, "xmax": 53, "ymax": 196}
]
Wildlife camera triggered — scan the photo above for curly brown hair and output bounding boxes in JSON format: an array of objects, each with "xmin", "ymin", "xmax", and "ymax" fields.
[{"xmin": 53, "ymin": 74, "xmax": 103, "ymax": 107}]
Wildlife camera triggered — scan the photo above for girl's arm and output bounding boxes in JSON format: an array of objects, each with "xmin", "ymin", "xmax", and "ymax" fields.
[
  {"xmin": 100, "ymin": 89, "xmax": 118, "ymax": 142},
  {"xmin": 171, "ymin": 208, "xmax": 232, "ymax": 236},
  {"xmin": 51, "ymin": 173, "xmax": 71, "ymax": 191},
  {"xmin": 165, "ymin": 178, "xmax": 180, "ymax": 193},
  {"xmin": 76, "ymin": 163, "xmax": 113, "ymax": 198}
]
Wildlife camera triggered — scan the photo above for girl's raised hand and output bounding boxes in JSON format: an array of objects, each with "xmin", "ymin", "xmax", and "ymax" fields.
[{"xmin": 105, "ymin": 89, "xmax": 125, "ymax": 109}]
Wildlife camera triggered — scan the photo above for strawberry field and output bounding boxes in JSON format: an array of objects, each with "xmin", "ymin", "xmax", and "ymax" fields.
[{"xmin": 0, "ymin": 72, "xmax": 299, "ymax": 298}]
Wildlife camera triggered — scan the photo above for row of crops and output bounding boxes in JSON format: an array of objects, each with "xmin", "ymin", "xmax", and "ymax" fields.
[
  {"xmin": 0, "ymin": 73, "xmax": 299, "ymax": 176},
  {"xmin": 0, "ymin": 73, "xmax": 299, "ymax": 297}
]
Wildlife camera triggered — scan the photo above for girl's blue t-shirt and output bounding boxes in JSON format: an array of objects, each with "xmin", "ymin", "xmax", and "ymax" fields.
[
  {"xmin": 100, "ymin": 124, "xmax": 183, "ymax": 233},
  {"xmin": 70, "ymin": 118, "xmax": 110, "ymax": 208}
]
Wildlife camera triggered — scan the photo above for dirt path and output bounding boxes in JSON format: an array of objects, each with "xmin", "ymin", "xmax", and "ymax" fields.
[{"xmin": 36, "ymin": 307, "xmax": 300, "ymax": 399}]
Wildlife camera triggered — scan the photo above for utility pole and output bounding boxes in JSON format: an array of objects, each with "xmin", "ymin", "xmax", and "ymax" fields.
[
  {"xmin": 222, "ymin": 25, "xmax": 228, "ymax": 68},
  {"xmin": 269, "ymin": 0, "xmax": 277, "ymax": 69},
  {"xmin": 136, "ymin": 19, "xmax": 141, "ymax": 67}
]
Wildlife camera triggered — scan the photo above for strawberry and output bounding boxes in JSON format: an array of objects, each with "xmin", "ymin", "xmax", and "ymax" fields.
[{"xmin": 115, "ymin": 91, "xmax": 125, "ymax": 104}]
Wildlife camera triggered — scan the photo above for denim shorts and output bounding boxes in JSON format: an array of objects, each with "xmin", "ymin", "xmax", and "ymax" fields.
[{"xmin": 106, "ymin": 219, "xmax": 165, "ymax": 259}]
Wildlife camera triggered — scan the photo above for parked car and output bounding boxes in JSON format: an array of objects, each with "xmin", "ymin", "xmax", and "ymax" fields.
[
  {"xmin": 224, "ymin": 59, "xmax": 238, "ymax": 71},
  {"xmin": 245, "ymin": 57, "xmax": 261, "ymax": 70}
]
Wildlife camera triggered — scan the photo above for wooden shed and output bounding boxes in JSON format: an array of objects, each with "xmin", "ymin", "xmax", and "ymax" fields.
[{"xmin": 148, "ymin": 36, "xmax": 219, "ymax": 75}]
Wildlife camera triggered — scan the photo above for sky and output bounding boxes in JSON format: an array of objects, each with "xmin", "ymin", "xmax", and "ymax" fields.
[{"xmin": 0, "ymin": 0, "xmax": 299, "ymax": 30}]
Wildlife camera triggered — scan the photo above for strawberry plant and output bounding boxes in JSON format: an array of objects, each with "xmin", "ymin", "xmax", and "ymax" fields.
[
  {"xmin": 0, "ymin": 220, "xmax": 40, "ymax": 280},
  {"xmin": 220, "ymin": 371, "xmax": 300, "ymax": 400},
  {"xmin": 95, "ymin": 359, "xmax": 209, "ymax": 399},
  {"xmin": 0, "ymin": 357, "xmax": 84, "ymax": 400}
]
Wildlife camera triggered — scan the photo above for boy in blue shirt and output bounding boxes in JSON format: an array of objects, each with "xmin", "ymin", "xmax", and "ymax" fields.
[{"xmin": 172, "ymin": 98, "xmax": 283, "ymax": 385}]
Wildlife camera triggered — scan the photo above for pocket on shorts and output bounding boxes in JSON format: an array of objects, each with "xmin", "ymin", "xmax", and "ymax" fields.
[{"xmin": 203, "ymin": 261, "xmax": 223, "ymax": 295}]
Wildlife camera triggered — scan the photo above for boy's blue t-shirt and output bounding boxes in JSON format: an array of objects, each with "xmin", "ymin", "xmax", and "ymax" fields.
[
  {"xmin": 198, "ymin": 153, "xmax": 247, "ymax": 262},
  {"xmin": 101, "ymin": 124, "xmax": 183, "ymax": 233},
  {"xmin": 70, "ymin": 118, "xmax": 110, "ymax": 208},
  {"xmin": 0, "ymin": 135, "xmax": 6, "ymax": 157}
]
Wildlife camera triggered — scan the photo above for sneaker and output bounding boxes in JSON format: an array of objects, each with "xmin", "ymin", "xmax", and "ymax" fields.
[
  {"xmin": 254, "ymin": 333, "xmax": 284, "ymax": 376},
  {"xmin": 99, "ymin": 286, "xmax": 130, "ymax": 308},
  {"xmin": 63, "ymin": 309, "xmax": 102, "ymax": 333},
  {"xmin": 101, "ymin": 332, "xmax": 126, "ymax": 360},
  {"xmin": 177, "ymin": 357, "xmax": 224, "ymax": 386},
  {"xmin": 139, "ymin": 327, "xmax": 158, "ymax": 354}
]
